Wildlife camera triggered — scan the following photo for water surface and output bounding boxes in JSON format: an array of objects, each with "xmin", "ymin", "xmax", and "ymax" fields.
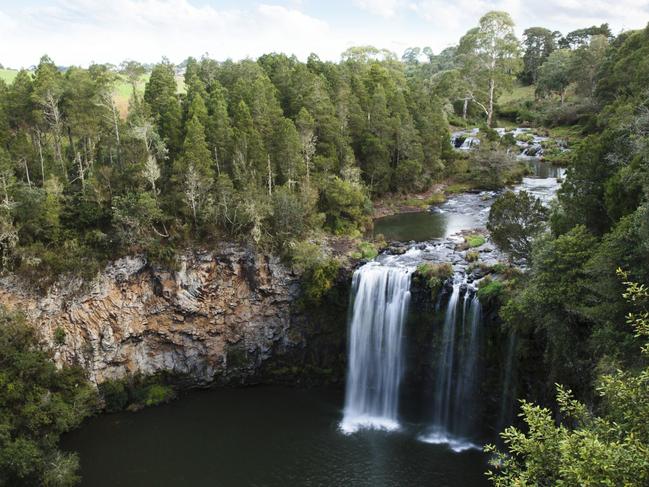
[
  {"xmin": 62, "ymin": 386, "xmax": 489, "ymax": 487},
  {"xmin": 373, "ymin": 160, "xmax": 564, "ymax": 242}
]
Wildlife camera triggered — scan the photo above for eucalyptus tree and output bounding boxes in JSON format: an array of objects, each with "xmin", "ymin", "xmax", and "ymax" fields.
[{"xmin": 457, "ymin": 11, "xmax": 521, "ymax": 127}]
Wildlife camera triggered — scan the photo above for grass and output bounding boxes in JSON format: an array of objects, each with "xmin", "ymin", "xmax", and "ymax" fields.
[
  {"xmin": 403, "ymin": 198, "xmax": 430, "ymax": 209},
  {"xmin": 426, "ymin": 192, "xmax": 447, "ymax": 205},
  {"xmin": 445, "ymin": 182, "xmax": 473, "ymax": 194},
  {"xmin": 0, "ymin": 69, "xmax": 185, "ymax": 118},
  {"xmin": 466, "ymin": 251, "xmax": 479, "ymax": 262},
  {"xmin": 498, "ymin": 83, "xmax": 535, "ymax": 105},
  {"xmin": 0, "ymin": 68, "xmax": 20, "ymax": 84},
  {"xmin": 465, "ymin": 234, "xmax": 486, "ymax": 248}
]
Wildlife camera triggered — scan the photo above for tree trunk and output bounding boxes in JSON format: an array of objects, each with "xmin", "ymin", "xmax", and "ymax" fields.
[
  {"xmin": 110, "ymin": 98, "xmax": 121, "ymax": 165},
  {"xmin": 487, "ymin": 78, "xmax": 495, "ymax": 128},
  {"xmin": 267, "ymin": 155, "xmax": 273, "ymax": 196},
  {"xmin": 23, "ymin": 159, "xmax": 31, "ymax": 188},
  {"xmin": 463, "ymin": 98, "xmax": 469, "ymax": 120},
  {"xmin": 36, "ymin": 130, "xmax": 45, "ymax": 185}
]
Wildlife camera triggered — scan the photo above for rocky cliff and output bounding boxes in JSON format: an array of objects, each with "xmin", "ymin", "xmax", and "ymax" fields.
[{"xmin": 0, "ymin": 245, "xmax": 349, "ymax": 385}]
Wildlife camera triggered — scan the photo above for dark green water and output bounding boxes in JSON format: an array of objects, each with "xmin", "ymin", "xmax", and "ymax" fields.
[
  {"xmin": 373, "ymin": 211, "xmax": 479, "ymax": 242},
  {"xmin": 62, "ymin": 386, "xmax": 489, "ymax": 487}
]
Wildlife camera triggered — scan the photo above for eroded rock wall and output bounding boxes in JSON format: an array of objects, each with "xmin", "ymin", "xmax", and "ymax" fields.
[{"xmin": 0, "ymin": 246, "xmax": 348, "ymax": 385}]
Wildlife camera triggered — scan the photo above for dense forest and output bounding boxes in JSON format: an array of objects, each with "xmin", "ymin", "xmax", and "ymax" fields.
[{"xmin": 0, "ymin": 9, "xmax": 648, "ymax": 486}]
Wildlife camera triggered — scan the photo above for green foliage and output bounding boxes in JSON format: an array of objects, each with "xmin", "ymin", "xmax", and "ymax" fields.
[
  {"xmin": 53, "ymin": 326, "xmax": 66, "ymax": 346},
  {"xmin": 487, "ymin": 191, "xmax": 548, "ymax": 260},
  {"xmin": 466, "ymin": 144, "xmax": 521, "ymax": 189},
  {"xmin": 477, "ymin": 277, "xmax": 504, "ymax": 305},
  {"xmin": 465, "ymin": 234, "xmax": 486, "ymax": 248},
  {"xmin": 536, "ymin": 49, "xmax": 573, "ymax": 103},
  {"xmin": 97, "ymin": 375, "xmax": 176, "ymax": 413},
  {"xmin": 320, "ymin": 176, "xmax": 372, "ymax": 235},
  {"xmin": 141, "ymin": 384, "xmax": 175, "ymax": 407},
  {"xmin": 426, "ymin": 192, "xmax": 446, "ymax": 205},
  {"xmin": 289, "ymin": 241, "xmax": 340, "ymax": 305},
  {"xmin": 502, "ymin": 225, "xmax": 599, "ymax": 394},
  {"xmin": 350, "ymin": 241, "xmax": 379, "ymax": 260},
  {"xmin": 487, "ymin": 276, "xmax": 649, "ymax": 486},
  {"xmin": 520, "ymin": 27, "xmax": 558, "ymax": 85},
  {"xmin": 98, "ymin": 380, "xmax": 129, "ymax": 412},
  {"xmin": 0, "ymin": 51, "xmax": 458, "ymax": 287},
  {"xmin": 0, "ymin": 308, "xmax": 98, "ymax": 486},
  {"xmin": 415, "ymin": 262, "xmax": 453, "ymax": 297},
  {"xmin": 456, "ymin": 11, "xmax": 522, "ymax": 126}
]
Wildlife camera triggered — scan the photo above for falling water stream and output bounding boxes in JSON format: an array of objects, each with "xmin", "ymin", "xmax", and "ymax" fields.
[
  {"xmin": 340, "ymin": 263, "xmax": 413, "ymax": 433},
  {"xmin": 420, "ymin": 281, "xmax": 483, "ymax": 452}
]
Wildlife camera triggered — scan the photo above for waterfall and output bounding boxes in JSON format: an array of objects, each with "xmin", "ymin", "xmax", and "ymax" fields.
[
  {"xmin": 497, "ymin": 333, "xmax": 517, "ymax": 433},
  {"xmin": 340, "ymin": 263, "xmax": 413, "ymax": 434},
  {"xmin": 420, "ymin": 279, "xmax": 483, "ymax": 451}
]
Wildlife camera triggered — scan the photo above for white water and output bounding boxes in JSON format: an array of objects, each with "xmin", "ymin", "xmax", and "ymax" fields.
[
  {"xmin": 340, "ymin": 263, "xmax": 414, "ymax": 434},
  {"xmin": 419, "ymin": 279, "xmax": 483, "ymax": 452}
]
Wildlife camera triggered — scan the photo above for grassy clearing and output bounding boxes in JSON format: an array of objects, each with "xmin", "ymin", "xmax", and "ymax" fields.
[
  {"xmin": 1, "ymin": 69, "xmax": 185, "ymax": 118},
  {"xmin": 0, "ymin": 69, "xmax": 21, "ymax": 84},
  {"xmin": 498, "ymin": 83, "xmax": 535, "ymax": 104}
]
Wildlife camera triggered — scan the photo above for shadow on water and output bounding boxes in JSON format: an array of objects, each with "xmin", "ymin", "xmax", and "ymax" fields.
[{"xmin": 62, "ymin": 386, "xmax": 489, "ymax": 487}]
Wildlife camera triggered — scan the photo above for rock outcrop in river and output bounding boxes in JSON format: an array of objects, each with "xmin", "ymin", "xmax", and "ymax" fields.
[{"xmin": 0, "ymin": 245, "xmax": 349, "ymax": 385}]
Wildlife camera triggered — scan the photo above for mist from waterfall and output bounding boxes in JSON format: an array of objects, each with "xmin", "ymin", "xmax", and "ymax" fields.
[{"xmin": 340, "ymin": 263, "xmax": 413, "ymax": 434}]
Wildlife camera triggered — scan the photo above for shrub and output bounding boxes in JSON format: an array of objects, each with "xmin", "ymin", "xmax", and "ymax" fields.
[
  {"xmin": 320, "ymin": 175, "xmax": 372, "ymax": 235},
  {"xmin": 466, "ymin": 251, "xmax": 480, "ymax": 262},
  {"xmin": 416, "ymin": 262, "xmax": 454, "ymax": 297},
  {"xmin": 98, "ymin": 380, "xmax": 129, "ymax": 412},
  {"xmin": 426, "ymin": 192, "xmax": 447, "ymax": 205},
  {"xmin": 290, "ymin": 241, "xmax": 340, "ymax": 305},
  {"xmin": 394, "ymin": 159, "xmax": 424, "ymax": 192},
  {"xmin": 143, "ymin": 384, "xmax": 175, "ymax": 407},
  {"xmin": 53, "ymin": 326, "xmax": 66, "ymax": 346},
  {"xmin": 477, "ymin": 277, "xmax": 504, "ymax": 305},
  {"xmin": 351, "ymin": 241, "xmax": 378, "ymax": 260}
]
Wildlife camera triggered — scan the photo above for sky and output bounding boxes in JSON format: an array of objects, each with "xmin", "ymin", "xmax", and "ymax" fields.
[{"xmin": 1, "ymin": 0, "xmax": 649, "ymax": 68}]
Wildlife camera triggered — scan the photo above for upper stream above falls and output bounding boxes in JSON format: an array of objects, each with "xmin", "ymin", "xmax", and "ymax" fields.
[{"xmin": 374, "ymin": 157, "xmax": 564, "ymax": 244}]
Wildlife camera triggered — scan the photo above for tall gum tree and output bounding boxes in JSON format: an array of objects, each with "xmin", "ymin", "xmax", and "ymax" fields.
[{"xmin": 458, "ymin": 11, "xmax": 521, "ymax": 127}]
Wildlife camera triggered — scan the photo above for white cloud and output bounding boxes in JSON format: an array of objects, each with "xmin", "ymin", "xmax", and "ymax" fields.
[
  {"xmin": 0, "ymin": 0, "xmax": 333, "ymax": 67},
  {"xmin": 0, "ymin": 0, "xmax": 648, "ymax": 68},
  {"xmin": 410, "ymin": 0, "xmax": 647, "ymax": 39},
  {"xmin": 353, "ymin": 0, "xmax": 405, "ymax": 18}
]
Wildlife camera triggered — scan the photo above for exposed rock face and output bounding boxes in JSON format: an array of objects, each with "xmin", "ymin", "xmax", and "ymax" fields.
[{"xmin": 0, "ymin": 246, "xmax": 348, "ymax": 385}]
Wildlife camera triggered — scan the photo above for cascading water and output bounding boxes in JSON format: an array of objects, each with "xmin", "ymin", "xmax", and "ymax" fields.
[
  {"xmin": 340, "ymin": 262, "xmax": 413, "ymax": 434},
  {"xmin": 497, "ymin": 333, "xmax": 518, "ymax": 433},
  {"xmin": 420, "ymin": 278, "xmax": 483, "ymax": 451}
]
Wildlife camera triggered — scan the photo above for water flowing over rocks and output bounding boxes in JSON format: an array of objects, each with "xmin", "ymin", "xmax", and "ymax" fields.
[{"xmin": 0, "ymin": 246, "xmax": 349, "ymax": 385}]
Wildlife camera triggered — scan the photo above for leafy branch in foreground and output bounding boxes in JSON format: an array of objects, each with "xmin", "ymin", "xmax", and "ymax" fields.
[{"xmin": 485, "ymin": 269, "xmax": 649, "ymax": 486}]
